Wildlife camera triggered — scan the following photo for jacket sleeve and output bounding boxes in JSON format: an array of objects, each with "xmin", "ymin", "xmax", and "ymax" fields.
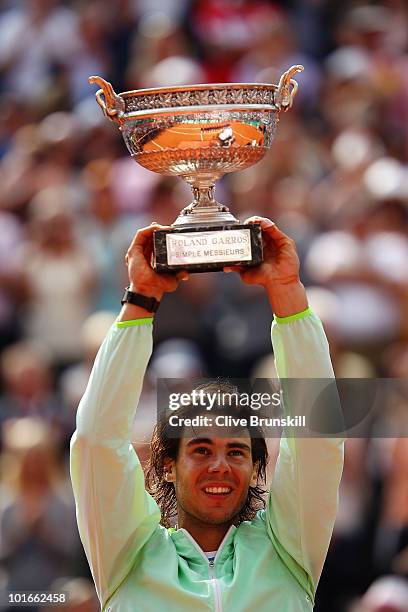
[
  {"xmin": 70, "ymin": 320, "xmax": 161, "ymax": 607},
  {"xmin": 265, "ymin": 310, "xmax": 344, "ymax": 600}
]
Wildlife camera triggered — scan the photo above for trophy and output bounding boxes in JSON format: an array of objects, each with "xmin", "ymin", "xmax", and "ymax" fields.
[{"xmin": 89, "ymin": 65, "xmax": 303, "ymax": 273}]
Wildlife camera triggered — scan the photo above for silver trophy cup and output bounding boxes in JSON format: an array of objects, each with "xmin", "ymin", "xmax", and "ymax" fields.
[{"xmin": 89, "ymin": 65, "xmax": 303, "ymax": 272}]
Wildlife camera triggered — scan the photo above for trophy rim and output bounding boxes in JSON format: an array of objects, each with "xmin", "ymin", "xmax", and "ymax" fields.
[
  {"xmin": 119, "ymin": 82, "xmax": 278, "ymax": 99},
  {"xmin": 124, "ymin": 103, "xmax": 277, "ymax": 119},
  {"xmin": 89, "ymin": 65, "xmax": 304, "ymax": 119}
]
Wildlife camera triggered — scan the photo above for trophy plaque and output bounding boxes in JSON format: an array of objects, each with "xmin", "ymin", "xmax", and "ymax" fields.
[{"xmin": 89, "ymin": 65, "xmax": 303, "ymax": 273}]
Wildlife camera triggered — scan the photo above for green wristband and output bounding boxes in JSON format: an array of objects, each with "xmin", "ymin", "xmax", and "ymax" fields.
[
  {"xmin": 274, "ymin": 307, "xmax": 313, "ymax": 324},
  {"xmin": 116, "ymin": 318, "xmax": 154, "ymax": 328}
]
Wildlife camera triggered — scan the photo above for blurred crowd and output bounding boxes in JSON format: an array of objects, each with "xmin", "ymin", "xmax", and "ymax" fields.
[{"xmin": 0, "ymin": 0, "xmax": 407, "ymax": 610}]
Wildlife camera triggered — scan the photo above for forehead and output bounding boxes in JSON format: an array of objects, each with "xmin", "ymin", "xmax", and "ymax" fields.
[{"xmin": 179, "ymin": 427, "xmax": 252, "ymax": 451}]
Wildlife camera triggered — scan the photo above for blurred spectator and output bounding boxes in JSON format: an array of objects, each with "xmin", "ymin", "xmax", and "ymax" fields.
[
  {"xmin": 141, "ymin": 55, "xmax": 205, "ymax": 88},
  {"xmin": 0, "ymin": 212, "xmax": 25, "ymax": 350},
  {"xmin": 0, "ymin": 418, "xmax": 80, "ymax": 602},
  {"xmin": 80, "ymin": 158, "xmax": 146, "ymax": 311},
  {"xmin": 126, "ymin": 11, "xmax": 193, "ymax": 88},
  {"xmin": 108, "ymin": 156, "xmax": 160, "ymax": 215},
  {"xmin": 0, "ymin": 0, "xmax": 80, "ymax": 107},
  {"xmin": 66, "ymin": 1, "xmax": 112, "ymax": 105},
  {"xmin": 232, "ymin": 5, "xmax": 321, "ymax": 111},
  {"xmin": 16, "ymin": 187, "xmax": 95, "ymax": 369},
  {"xmin": 0, "ymin": 341, "xmax": 61, "ymax": 433},
  {"xmin": 351, "ymin": 575, "xmax": 408, "ymax": 611},
  {"xmin": 0, "ymin": 94, "xmax": 32, "ymax": 159},
  {"xmin": 305, "ymin": 196, "xmax": 408, "ymax": 356},
  {"xmin": 188, "ymin": 0, "xmax": 285, "ymax": 82},
  {"xmin": 106, "ymin": 1, "xmax": 138, "ymax": 92},
  {"xmin": 42, "ymin": 577, "xmax": 99, "ymax": 612},
  {"xmin": 373, "ymin": 438, "xmax": 408, "ymax": 577},
  {"xmin": 0, "ymin": 113, "xmax": 84, "ymax": 217}
]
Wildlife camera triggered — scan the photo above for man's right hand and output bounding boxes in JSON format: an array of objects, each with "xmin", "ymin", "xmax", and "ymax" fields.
[{"xmin": 118, "ymin": 223, "xmax": 188, "ymax": 320}]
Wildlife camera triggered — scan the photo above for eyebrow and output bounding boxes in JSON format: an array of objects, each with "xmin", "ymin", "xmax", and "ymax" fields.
[
  {"xmin": 226, "ymin": 442, "xmax": 251, "ymax": 453},
  {"xmin": 186, "ymin": 437, "xmax": 213, "ymax": 448},
  {"xmin": 186, "ymin": 438, "xmax": 251, "ymax": 452}
]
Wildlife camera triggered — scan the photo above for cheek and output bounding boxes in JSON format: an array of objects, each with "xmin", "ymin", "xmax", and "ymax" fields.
[
  {"xmin": 175, "ymin": 461, "xmax": 202, "ymax": 491},
  {"xmin": 235, "ymin": 466, "xmax": 255, "ymax": 489}
]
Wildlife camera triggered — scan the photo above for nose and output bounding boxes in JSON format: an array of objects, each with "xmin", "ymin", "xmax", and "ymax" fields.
[{"xmin": 207, "ymin": 453, "xmax": 231, "ymax": 474}]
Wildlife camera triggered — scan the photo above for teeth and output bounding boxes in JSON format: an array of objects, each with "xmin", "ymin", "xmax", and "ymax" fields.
[{"xmin": 204, "ymin": 487, "xmax": 231, "ymax": 494}]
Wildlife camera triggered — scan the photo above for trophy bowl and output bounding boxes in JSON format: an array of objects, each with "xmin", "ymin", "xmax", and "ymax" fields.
[{"xmin": 89, "ymin": 65, "xmax": 303, "ymax": 272}]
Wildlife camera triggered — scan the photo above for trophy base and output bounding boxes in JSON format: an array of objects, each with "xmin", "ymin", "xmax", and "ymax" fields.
[{"xmin": 153, "ymin": 224, "xmax": 263, "ymax": 273}]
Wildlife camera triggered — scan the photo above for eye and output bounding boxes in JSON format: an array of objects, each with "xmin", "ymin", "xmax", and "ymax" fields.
[
  {"xmin": 194, "ymin": 447, "xmax": 210, "ymax": 455},
  {"xmin": 229, "ymin": 449, "xmax": 244, "ymax": 456}
]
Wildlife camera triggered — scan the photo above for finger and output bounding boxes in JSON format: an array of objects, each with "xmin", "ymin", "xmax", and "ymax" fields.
[
  {"xmin": 129, "ymin": 223, "xmax": 172, "ymax": 251},
  {"xmin": 129, "ymin": 226, "xmax": 166, "ymax": 262},
  {"xmin": 243, "ymin": 216, "xmax": 274, "ymax": 228},
  {"xmin": 243, "ymin": 217, "xmax": 291, "ymax": 241},
  {"xmin": 262, "ymin": 223, "xmax": 292, "ymax": 242},
  {"xmin": 223, "ymin": 266, "xmax": 242, "ymax": 273},
  {"xmin": 128, "ymin": 226, "xmax": 155, "ymax": 253},
  {"xmin": 244, "ymin": 217, "xmax": 295, "ymax": 247},
  {"xmin": 151, "ymin": 222, "xmax": 173, "ymax": 231}
]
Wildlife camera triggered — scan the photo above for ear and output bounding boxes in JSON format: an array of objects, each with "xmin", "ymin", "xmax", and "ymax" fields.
[
  {"xmin": 250, "ymin": 461, "xmax": 259, "ymax": 487},
  {"xmin": 163, "ymin": 459, "xmax": 176, "ymax": 483}
]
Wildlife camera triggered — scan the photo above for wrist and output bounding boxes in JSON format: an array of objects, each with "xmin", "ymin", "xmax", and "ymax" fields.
[
  {"xmin": 129, "ymin": 282, "xmax": 164, "ymax": 302},
  {"xmin": 266, "ymin": 281, "xmax": 308, "ymax": 318},
  {"xmin": 118, "ymin": 303, "xmax": 155, "ymax": 321},
  {"xmin": 118, "ymin": 285, "xmax": 162, "ymax": 321}
]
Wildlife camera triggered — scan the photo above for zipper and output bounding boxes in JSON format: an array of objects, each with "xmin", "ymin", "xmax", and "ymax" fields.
[
  {"xmin": 208, "ymin": 559, "xmax": 222, "ymax": 612},
  {"xmin": 178, "ymin": 527, "xmax": 236, "ymax": 612}
]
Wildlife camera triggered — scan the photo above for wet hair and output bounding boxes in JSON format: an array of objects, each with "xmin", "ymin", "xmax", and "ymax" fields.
[{"xmin": 145, "ymin": 381, "xmax": 269, "ymax": 528}]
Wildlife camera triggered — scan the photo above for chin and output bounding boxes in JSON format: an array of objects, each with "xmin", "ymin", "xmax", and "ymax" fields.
[{"xmin": 197, "ymin": 509, "xmax": 238, "ymax": 526}]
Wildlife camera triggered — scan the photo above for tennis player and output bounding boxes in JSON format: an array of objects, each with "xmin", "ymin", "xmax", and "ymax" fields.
[{"xmin": 70, "ymin": 217, "xmax": 344, "ymax": 611}]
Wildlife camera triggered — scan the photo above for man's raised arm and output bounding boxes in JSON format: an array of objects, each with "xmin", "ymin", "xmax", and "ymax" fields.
[
  {"xmin": 225, "ymin": 217, "xmax": 344, "ymax": 604},
  {"xmin": 70, "ymin": 224, "xmax": 188, "ymax": 607}
]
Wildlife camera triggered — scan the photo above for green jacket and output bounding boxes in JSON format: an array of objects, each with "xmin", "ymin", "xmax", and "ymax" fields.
[{"xmin": 70, "ymin": 309, "xmax": 344, "ymax": 611}]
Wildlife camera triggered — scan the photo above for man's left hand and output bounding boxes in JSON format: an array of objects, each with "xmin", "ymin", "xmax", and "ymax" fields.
[{"xmin": 224, "ymin": 217, "xmax": 308, "ymax": 317}]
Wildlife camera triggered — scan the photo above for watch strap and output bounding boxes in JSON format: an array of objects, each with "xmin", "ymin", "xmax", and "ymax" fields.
[{"xmin": 121, "ymin": 287, "xmax": 160, "ymax": 313}]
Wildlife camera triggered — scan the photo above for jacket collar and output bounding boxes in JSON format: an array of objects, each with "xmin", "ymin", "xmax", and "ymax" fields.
[{"xmin": 171, "ymin": 525, "xmax": 236, "ymax": 566}]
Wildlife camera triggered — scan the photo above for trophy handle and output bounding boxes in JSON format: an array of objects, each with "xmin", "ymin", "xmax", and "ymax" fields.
[
  {"xmin": 274, "ymin": 65, "xmax": 304, "ymax": 111},
  {"xmin": 88, "ymin": 76, "xmax": 125, "ymax": 123}
]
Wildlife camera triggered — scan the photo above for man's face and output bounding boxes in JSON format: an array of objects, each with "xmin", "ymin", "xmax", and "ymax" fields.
[{"xmin": 169, "ymin": 431, "xmax": 258, "ymax": 526}]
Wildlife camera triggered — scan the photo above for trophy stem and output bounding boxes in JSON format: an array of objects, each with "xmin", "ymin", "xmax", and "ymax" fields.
[
  {"xmin": 191, "ymin": 184, "xmax": 216, "ymax": 209},
  {"xmin": 172, "ymin": 178, "xmax": 239, "ymax": 227}
]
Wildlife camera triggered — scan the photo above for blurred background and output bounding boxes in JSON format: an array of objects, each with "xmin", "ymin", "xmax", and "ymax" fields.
[{"xmin": 0, "ymin": 0, "xmax": 407, "ymax": 610}]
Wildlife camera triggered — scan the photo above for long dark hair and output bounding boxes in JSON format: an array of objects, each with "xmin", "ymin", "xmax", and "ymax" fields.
[{"xmin": 145, "ymin": 381, "xmax": 269, "ymax": 528}]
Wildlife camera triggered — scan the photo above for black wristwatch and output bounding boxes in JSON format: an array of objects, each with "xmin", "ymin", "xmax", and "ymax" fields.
[{"xmin": 121, "ymin": 287, "xmax": 160, "ymax": 313}]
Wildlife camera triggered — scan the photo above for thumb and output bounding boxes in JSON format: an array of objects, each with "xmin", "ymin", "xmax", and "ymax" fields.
[{"xmin": 176, "ymin": 271, "xmax": 189, "ymax": 281}]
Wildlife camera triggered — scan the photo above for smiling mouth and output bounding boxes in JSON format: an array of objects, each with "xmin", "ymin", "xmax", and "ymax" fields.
[{"xmin": 203, "ymin": 487, "xmax": 232, "ymax": 495}]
